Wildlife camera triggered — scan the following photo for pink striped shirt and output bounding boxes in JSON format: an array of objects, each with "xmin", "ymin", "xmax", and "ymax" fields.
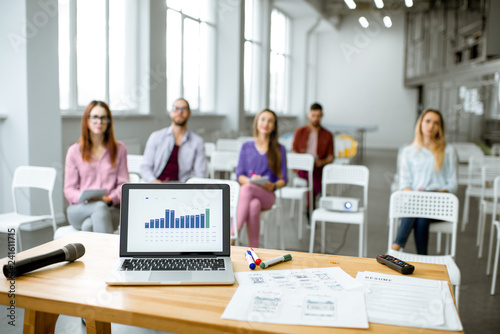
[{"xmin": 64, "ymin": 141, "xmax": 129, "ymax": 205}]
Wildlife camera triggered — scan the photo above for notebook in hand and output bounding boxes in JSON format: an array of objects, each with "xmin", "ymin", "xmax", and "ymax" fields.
[{"xmin": 105, "ymin": 183, "xmax": 235, "ymax": 285}]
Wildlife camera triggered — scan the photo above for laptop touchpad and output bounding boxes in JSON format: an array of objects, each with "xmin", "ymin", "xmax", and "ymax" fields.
[{"xmin": 149, "ymin": 272, "xmax": 193, "ymax": 283}]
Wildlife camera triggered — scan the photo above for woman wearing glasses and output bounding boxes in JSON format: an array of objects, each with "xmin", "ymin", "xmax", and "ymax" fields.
[
  {"xmin": 234, "ymin": 109, "xmax": 287, "ymax": 247},
  {"xmin": 392, "ymin": 109, "xmax": 457, "ymax": 255},
  {"xmin": 64, "ymin": 100, "xmax": 129, "ymax": 233}
]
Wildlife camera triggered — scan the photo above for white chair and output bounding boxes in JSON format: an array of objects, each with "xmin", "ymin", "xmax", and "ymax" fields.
[
  {"xmin": 216, "ymin": 138, "xmax": 241, "ymax": 152},
  {"xmin": 462, "ymin": 156, "xmax": 500, "ymax": 232},
  {"xmin": 278, "ymin": 132, "xmax": 294, "ymax": 152},
  {"xmin": 187, "ymin": 177, "xmax": 240, "ymax": 245},
  {"xmin": 477, "ymin": 165, "xmax": 500, "ymax": 258},
  {"xmin": 450, "ymin": 142, "xmax": 483, "ymax": 186},
  {"xmin": 280, "ymin": 153, "xmax": 314, "ymax": 240},
  {"xmin": 387, "ymin": 190, "xmax": 461, "ymax": 306},
  {"xmin": 309, "ymin": 164, "xmax": 369, "ymax": 257},
  {"xmin": 127, "ymin": 154, "xmax": 143, "ymax": 183},
  {"xmin": 204, "ymin": 142, "xmax": 216, "ymax": 178},
  {"xmin": 487, "ymin": 176, "xmax": 500, "ymax": 294},
  {"xmin": 0, "ymin": 166, "xmax": 57, "ymax": 252},
  {"xmin": 260, "ymin": 189, "xmax": 283, "ymax": 250},
  {"xmin": 210, "ymin": 150, "xmax": 239, "ymax": 180},
  {"xmin": 492, "ymin": 143, "xmax": 500, "ymax": 157}
]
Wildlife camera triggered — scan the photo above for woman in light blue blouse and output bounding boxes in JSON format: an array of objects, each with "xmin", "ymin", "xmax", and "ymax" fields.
[{"xmin": 392, "ymin": 109, "xmax": 458, "ymax": 255}]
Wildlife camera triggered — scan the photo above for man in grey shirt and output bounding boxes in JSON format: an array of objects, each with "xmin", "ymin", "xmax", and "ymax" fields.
[{"xmin": 141, "ymin": 98, "xmax": 207, "ymax": 182}]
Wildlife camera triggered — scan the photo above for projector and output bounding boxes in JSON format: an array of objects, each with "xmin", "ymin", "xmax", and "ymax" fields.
[{"xmin": 319, "ymin": 196, "xmax": 359, "ymax": 212}]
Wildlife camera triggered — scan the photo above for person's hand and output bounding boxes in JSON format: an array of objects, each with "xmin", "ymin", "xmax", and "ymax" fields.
[
  {"xmin": 152, "ymin": 179, "xmax": 162, "ymax": 184},
  {"xmin": 263, "ymin": 182, "xmax": 274, "ymax": 192},
  {"xmin": 314, "ymin": 159, "xmax": 322, "ymax": 168},
  {"xmin": 402, "ymin": 187, "xmax": 412, "ymax": 191}
]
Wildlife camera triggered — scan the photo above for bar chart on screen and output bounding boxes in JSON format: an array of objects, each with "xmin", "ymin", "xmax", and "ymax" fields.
[{"xmin": 126, "ymin": 187, "xmax": 224, "ymax": 252}]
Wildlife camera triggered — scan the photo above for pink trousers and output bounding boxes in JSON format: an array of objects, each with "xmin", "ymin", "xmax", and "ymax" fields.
[{"xmin": 234, "ymin": 183, "xmax": 276, "ymax": 247}]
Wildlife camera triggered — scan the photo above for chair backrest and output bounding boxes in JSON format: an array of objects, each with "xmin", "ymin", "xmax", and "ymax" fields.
[
  {"xmin": 286, "ymin": 153, "xmax": 314, "ymax": 173},
  {"xmin": 321, "ymin": 164, "xmax": 369, "ymax": 208},
  {"xmin": 481, "ymin": 164, "xmax": 500, "ymax": 200},
  {"xmin": 186, "ymin": 177, "xmax": 240, "ymax": 240},
  {"xmin": 450, "ymin": 142, "xmax": 484, "ymax": 163},
  {"xmin": 127, "ymin": 154, "xmax": 143, "ymax": 182},
  {"xmin": 216, "ymin": 138, "xmax": 241, "ymax": 152},
  {"xmin": 210, "ymin": 150, "xmax": 239, "ymax": 178},
  {"xmin": 204, "ymin": 142, "xmax": 215, "ymax": 158},
  {"xmin": 388, "ymin": 190, "xmax": 459, "ymax": 257},
  {"xmin": 12, "ymin": 166, "xmax": 57, "ymax": 230},
  {"xmin": 468, "ymin": 155, "xmax": 500, "ymax": 187},
  {"xmin": 493, "ymin": 176, "xmax": 500, "ymax": 223},
  {"xmin": 492, "ymin": 143, "xmax": 500, "ymax": 157}
]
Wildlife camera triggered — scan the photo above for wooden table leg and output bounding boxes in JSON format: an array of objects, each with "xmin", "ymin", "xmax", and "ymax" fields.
[
  {"xmin": 23, "ymin": 309, "xmax": 59, "ymax": 334},
  {"xmin": 85, "ymin": 319, "xmax": 111, "ymax": 334}
]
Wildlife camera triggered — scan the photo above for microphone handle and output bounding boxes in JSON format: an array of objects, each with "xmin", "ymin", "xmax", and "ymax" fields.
[{"xmin": 4, "ymin": 249, "xmax": 66, "ymax": 278}]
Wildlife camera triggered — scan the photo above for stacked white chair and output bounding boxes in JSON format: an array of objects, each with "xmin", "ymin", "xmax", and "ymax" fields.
[
  {"xmin": 210, "ymin": 150, "xmax": 239, "ymax": 180},
  {"xmin": 309, "ymin": 164, "xmax": 369, "ymax": 257},
  {"xmin": 462, "ymin": 156, "xmax": 500, "ymax": 232},
  {"xmin": 127, "ymin": 154, "xmax": 143, "ymax": 183},
  {"xmin": 216, "ymin": 138, "xmax": 241, "ymax": 152},
  {"xmin": 487, "ymin": 176, "xmax": 500, "ymax": 295},
  {"xmin": 0, "ymin": 166, "xmax": 57, "ymax": 252},
  {"xmin": 478, "ymin": 165, "xmax": 500, "ymax": 258},
  {"xmin": 187, "ymin": 178, "xmax": 240, "ymax": 246},
  {"xmin": 387, "ymin": 190, "xmax": 461, "ymax": 306},
  {"xmin": 450, "ymin": 142, "xmax": 483, "ymax": 186},
  {"xmin": 280, "ymin": 153, "xmax": 314, "ymax": 240}
]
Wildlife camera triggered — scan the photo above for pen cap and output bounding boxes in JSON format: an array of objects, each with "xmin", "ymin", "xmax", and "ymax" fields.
[{"xmin": 283, "ymin": 254, "xmax": 292, "ymax": 262}]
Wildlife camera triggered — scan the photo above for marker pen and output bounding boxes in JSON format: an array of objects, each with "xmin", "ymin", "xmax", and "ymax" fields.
[
  {"xmin": 259, "ymin": 254, "xmax": 292, "ymax": 269},
  {"xmin": 245, "ymin": 252, "xmax": 256, "ymax": 270},
  {"xmin": 247, "ymin": 248, "xmax": 262, "ymax": 265}
]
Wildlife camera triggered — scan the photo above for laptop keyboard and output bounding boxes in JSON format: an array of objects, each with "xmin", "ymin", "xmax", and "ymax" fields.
[{"xmin": 120, "ymin": 258, "xmax": 226, "ymax": 271}]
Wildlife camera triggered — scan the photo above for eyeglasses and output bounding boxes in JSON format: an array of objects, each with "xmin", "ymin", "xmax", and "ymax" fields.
[
  {"xmin": 88, "ymin": 115, "xmax": 110, "ymax": 123},
  {"xmin": 171, "ymin": 106, "xmax": 189, "ymax": 113}
]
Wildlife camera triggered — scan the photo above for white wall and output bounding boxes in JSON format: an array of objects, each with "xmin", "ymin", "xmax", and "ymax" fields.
[{"xmin": 315, "ymin": 11, "xmax": 418, "ymax": 149}]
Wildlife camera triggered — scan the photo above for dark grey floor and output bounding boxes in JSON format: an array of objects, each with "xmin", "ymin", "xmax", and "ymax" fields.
[{"xmin": 1, "ymin": 148, "xmax": 500, "ymax": 333}]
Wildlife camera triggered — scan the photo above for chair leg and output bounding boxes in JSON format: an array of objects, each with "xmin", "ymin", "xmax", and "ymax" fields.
[
  {"xmin": 477, "ymin": 202, "xmax": 484, "ymax": 247},
  {"xmin": 461, "ymin": 193, "xmax": 470, "ymax": 232},
  {"xmin": 491, "ymin": 225, "xmax": 500, "ymax": 295},
  {"xmin": 478, "ymin": 204, "xmax": 486, "ymax": 258},
  {"xmin": 298, "ymin": 198, "xmax": 303, "ymax": 240},
  {"xmin": 358, "ymin": 224, "xmax": 363, "ymax": 258},
  {"xmin": 454, "ymin": 286, "xmax": 460, "ymax": 309},
  {"xmin": 488, "ymin": 221, "xmax": 496, "ymax": 275},
  {"xmin": 321, "ymin": 222, "xmax": 326, "ymax": 253},
  {"xmin": 16, "ymin": 228, "xmax": 23, "ymax": 253},
  {"xmin": 309, "ymin": 218, "xmax": 317, "ymax": 253},
  {"xmin": 436, "ymin": 232, "xmax": 442, "ymax": 254}
]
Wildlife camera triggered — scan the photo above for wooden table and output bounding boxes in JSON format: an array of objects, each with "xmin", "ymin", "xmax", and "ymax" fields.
[{"xmin": 0, "ymin": 232, "xmax": 462, "ymax": 334}]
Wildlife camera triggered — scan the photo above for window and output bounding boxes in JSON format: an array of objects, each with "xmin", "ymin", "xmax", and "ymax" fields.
[
  {"xmin": 166, "ymin": 0, "xmax": 216, "ymax": 112},
  {"xmin": 244, "ymin": 0, "xmax": 263, "ymax": 114},
  {"xmin": 58, "ymin": 0, "xmax": 141, "ymax": 112},
  {"xmin": 269, "ymin": 9, "xmax": 290, "ymax": 114}
]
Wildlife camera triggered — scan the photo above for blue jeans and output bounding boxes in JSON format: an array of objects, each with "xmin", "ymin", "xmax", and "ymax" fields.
[{"xmin": 394, "ymin": 218, "xmax": 438, "ymax": 255}]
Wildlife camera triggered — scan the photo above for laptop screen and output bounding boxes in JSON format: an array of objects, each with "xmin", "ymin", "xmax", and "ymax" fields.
[{"xmin": 119, "ymin": 183, "xmax": 230, "ymax": 257}]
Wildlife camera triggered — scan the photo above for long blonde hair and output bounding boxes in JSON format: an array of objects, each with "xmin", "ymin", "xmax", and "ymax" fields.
[
  {"xmin": 413, "ymin": 109, "xmax": 446, "ymax": 170},
  {"xmin": 253, "ymin": 109, "xmax": 282, "ymax": 177}
]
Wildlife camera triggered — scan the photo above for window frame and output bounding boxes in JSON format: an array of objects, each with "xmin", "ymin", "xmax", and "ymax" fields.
[
  {"xmin": 166, "ymin": 3, "xmax": 217, "ymax": 113},
  {"xmin": 59, "ymin": 0, "xmax": 142, "ymax": 114}
]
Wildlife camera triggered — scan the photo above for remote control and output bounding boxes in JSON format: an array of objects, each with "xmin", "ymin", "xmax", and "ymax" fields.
[{"xmin": 376, "ymin": 254, "xmax": 415, "ymax": 275}]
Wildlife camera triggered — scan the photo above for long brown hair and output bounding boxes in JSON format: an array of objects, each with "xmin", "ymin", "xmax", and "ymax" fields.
[
  {"xmin": 413, "ymin": 109, "xmax": 446, "ymax": 171},
  {"xmin": 79, "ymin": 100, "xmax": 118, "ymax": 166},
  {"xmin": 253, "ymin": 109, "xmax": 282, "ymax": 177}
]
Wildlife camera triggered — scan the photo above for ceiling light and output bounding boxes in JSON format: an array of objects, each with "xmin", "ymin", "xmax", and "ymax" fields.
[
  {"xmin": 405, "ymin": 0, "xmax": 413, "ymax": 7},
  {"xmin": 344, "ymin": 0, "xmax": 357, "ymax": 10},
  {"xmin": 374, "ymin": 0, "xmax": 384, "ymax": 9},
  {"xmin": 383, "ymin": 16, "xmax": 392, "ymax": 28},
  {"xmin": 359, "ymin": 17, "xmax": 369, "ymax": 28}
]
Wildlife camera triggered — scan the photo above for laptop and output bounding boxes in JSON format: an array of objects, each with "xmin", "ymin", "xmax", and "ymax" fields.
[{"xmin": 105, "ymin": 183, "xmax": 235, "ymax": 285}]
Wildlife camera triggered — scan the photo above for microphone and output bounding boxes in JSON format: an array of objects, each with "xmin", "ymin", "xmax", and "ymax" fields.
[{"xmin": 3, "ymin": 243, "xmax": 85, "ymax": 279}]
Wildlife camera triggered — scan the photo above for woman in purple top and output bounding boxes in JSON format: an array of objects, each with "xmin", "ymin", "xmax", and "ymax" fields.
[
  {"xmin": 235, "ymin": 109, "xmax": 287, "ymax": 247},
  {"xmin": 64, "ymin": 101, "xmax": 129, "ymax": 233}
]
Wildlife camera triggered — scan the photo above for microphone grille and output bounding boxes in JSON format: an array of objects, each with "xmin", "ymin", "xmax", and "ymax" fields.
[{"xmin": 64, "ymin": 243, "xmax": 86, "ymax": 261}]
